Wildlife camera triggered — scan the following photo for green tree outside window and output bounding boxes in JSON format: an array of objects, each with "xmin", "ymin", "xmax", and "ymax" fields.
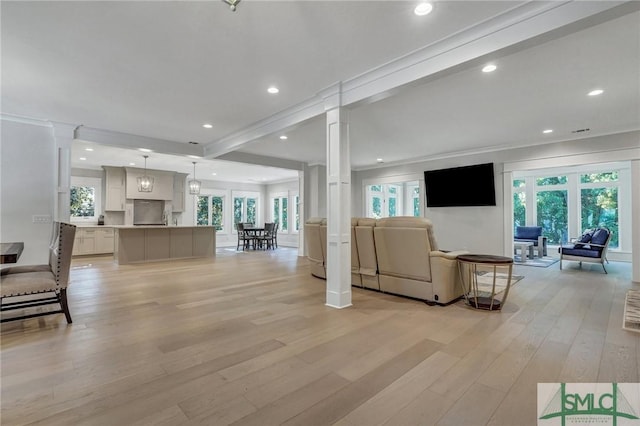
[
  {"xmin": 247, "ymin": 198, "xmax": 256, "ymax": 224},
  {"xmin": 372, "ymin": 196, "xmax": 382, "ymax": 219},
  {"xmin": 234, "ymin": 197, "xmax": 244, "ymax": 225},
  {"xmin": 197, "ymin": 196, "xmax": 209, "ymax": 225},
  {"xmin": 537, "ymin": 190, "xmax": 568, "ymax": 244},
  {"xmin": 281, "ymin": 198, "xmax": 288, "ymax": 231},
  {"xmin": 70, "ymin": 186, "xmax": 95, "ymax": 217},
  {"xmin": 273, "ymin": 198, "xmax": 280, "ymax": 225},
  {"xmin": 388, "ymin": 197, "xmax": 397, "ymax": 216},
  {"xmin": 211, "ymin": 196, "xmax": 223, "ymax": 230},
  {"xmin": 580, "ymin": 172, "xmax": 618, "ymax": 183},
  {"xmin": 513, "ymin": 192, "xmax": 526, "ymax": 230},
  {"xmin": 581, "ymin": 187, "xmax": 618, "ymax": 247},
  {"xmin": 536, "ymin": 176, "xmax": 567, "ymax": 186}
]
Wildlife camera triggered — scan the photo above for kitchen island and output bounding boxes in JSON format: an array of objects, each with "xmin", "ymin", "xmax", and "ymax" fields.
[{"xmin": 114, "ymin": 226, "xmax": 216, "ymax": 265}]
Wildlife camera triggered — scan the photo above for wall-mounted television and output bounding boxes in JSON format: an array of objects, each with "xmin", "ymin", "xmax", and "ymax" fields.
[{"xmin": 424, "ymin": 162, "xmax": 496, "ymax": 207}]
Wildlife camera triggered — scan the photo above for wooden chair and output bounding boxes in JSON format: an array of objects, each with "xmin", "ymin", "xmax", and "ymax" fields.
[
  {"xmin": 256, "ymin": 222, "xmax": 276, "ymax": 250},
  {"xmin": 235, "ymin": 222, "xmax": 253, "ymax": 251},
  {"xmin": 1, "ymin": 222, "xmax": 76, "ymax": 323}
]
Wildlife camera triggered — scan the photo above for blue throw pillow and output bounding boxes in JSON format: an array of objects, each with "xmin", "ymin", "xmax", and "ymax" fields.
[
  {"xmin": 590, "ymin": 228, "xmax": 609, "ymax": 246},
  {"xmin": 574, "ymin": 229, "xmax": 593, "ymax": 249}
]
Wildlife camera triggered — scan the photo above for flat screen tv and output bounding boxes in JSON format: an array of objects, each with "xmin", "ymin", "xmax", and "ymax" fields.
[{"xmin": 424, "ymin": 163, "xmax": 496, "ymax": 207}]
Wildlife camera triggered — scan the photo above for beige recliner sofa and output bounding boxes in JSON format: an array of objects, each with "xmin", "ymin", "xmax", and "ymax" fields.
[
  {"xmin": 305, "ymin": 216, "xmax": 467, "ymax": 304},
  {"xmin": 374, "ymin": 217, "xmax": 467, "ymax": 304},
  {"xmin": 304, "ymin": 217, "xmax": 327, "ymax": 279}
]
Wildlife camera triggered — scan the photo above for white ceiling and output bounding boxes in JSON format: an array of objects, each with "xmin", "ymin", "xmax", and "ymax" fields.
[{"xmin": 2, "ymin": 1, "xmax": 639, "ymax": 178}]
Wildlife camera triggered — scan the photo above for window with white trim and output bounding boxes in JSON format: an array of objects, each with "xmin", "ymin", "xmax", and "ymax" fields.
[
  {"xmin": 365, "ymin": 181, "xmax": 419, "ymax": 219},
  {"xmin": 513, "ymin": 165, "xmax": 625, "ymax": 249},
  {"xmin": 70, "ymin": 176, "xmax": 102, "ymax": 222},
  {"xmin": 196, "ymin": 191, "xmax": 225, "ymax": 232},
  {"xmin": 232, "ymin": 191, "xmax": 259, "ymax": 229}
]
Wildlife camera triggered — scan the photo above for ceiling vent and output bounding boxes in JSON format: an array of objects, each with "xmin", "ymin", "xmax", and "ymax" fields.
[
  {"xmin": 571, "ymin": 128, "xmax": 591, "ymax": 134},
  {"xmin": 188, "ymin": 141, "xmax": 199, "ymax": 145}
]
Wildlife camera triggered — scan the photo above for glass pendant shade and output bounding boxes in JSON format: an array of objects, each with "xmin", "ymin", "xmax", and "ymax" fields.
[
  {"xmin": 189, "ymin": 162, "xmax": 201, "ymax": 195},
  {"xmin": 137, "ymin": 155, "xmax": 154, "ymax": 192}
]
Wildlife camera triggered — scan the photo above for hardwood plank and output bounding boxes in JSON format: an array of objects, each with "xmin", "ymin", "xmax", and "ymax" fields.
[{"xmin": 0, "ymin": 249, "xmax": 636, "ymax": 426}]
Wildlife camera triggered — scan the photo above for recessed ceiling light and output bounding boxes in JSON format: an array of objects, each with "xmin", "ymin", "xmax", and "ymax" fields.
[
  {"xmin": 187, "ymin": 155, "xmax": 201, "ymax": 159},
  {"xmin": 414, "ymin": 2, "xmax": 433, "ymax": 16},
  {"xmin": 279, "ymin": 135, "xmax": 288, "ymax": 140},
  {"xmin": 482, "ymin": 64, "xmax": 497, "ymax": 73},
  {"xmin": 79, "ymin": 157, "xmax": 87, "ymax": 161},
  {"xmin": 85, "ymin": 148, "xmax": 94, "ymax": 152},
  {"xmin": 129, "ymin": 162, "xmax": 136, "ymax": 166},
  {"xmin": 267, "ymin": 86, "xmax": 279, "ymax": 94},
  {"xmin": 202, "ymin": 124, "xmax": 213, "ymax": 129},
  {"xmin": 211, "ymin": 173, "xmax": 217, "ymax": 176},
  {"xmin": 376, "ymin": 158, "xmax": 384, "ymax": 163},
  {"xmin": 588, "ymin": 89, "xmax": 604, "ymax": 96},
  {"xmin": 543, "ymin": 129, "xmax": 553, "ymax": 134},
  {"xmin": 139, "ymin": 148, "xmax": 152, "ymax": 152}
]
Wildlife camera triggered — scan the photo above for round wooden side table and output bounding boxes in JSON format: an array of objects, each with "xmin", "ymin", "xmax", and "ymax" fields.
[{"xmin": 457, "ymin": 254, "xmax": 514, "ymax": 311}]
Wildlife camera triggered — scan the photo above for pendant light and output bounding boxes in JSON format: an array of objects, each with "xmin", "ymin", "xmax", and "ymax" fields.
[
  {"xmin": 189, "ymin": 162, "xmax": 201, "ymax": 195},
  {"xmin": 137, "ymin": 155, "xmax": 154, "ymax": 192}
]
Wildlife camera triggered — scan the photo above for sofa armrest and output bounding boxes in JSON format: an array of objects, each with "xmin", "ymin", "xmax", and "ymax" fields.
[{"xmin": 430, "ymin": 250, "xmax": 469, "ymax": 260}]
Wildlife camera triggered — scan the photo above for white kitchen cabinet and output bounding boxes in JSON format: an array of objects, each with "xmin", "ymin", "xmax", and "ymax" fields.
[
  {"xmin": 94, "ymin": 228, "xmax": 115, "ymax": 253},
  {"xmin": 73, "ymin": 227, "xmax": 114, "ymax": 255},
  {"xmin": 104, "ymin": 166, "xmax": 126, "ymax": 211},
  {"xmin": 172, "ymin": 173, "xmax": 187, "ymax": 212}
]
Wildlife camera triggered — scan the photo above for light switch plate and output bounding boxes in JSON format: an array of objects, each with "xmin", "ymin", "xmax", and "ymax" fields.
[{"xmin": 32, "ymin": 214, "xmax": 52, "ymax": 223}]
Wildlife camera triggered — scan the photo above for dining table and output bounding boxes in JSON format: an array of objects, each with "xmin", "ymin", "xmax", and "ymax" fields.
[{"xmin": 0, "ymin": 242, "xmax": 24, "ymax": 264}]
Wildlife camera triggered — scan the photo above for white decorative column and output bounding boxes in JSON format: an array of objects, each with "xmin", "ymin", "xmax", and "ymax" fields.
[
  {"xmin": 297, "ymin": 169, "xmax": 305, "ymax": 257},
  {"xmin": 323, "ymin": 84, "xmax": 352, "ymax": 309},
  {"xmin": 51, "ymin": 122, "xmax": 76, "ymax": 222},
  {"xmin": 503, "ymin": 170, "xmax": 514, "ymax": 257}
]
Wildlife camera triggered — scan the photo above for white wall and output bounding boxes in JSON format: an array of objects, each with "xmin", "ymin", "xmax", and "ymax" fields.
[{"xmin": 1, "ymin": 120, "xmax": 56, "ymax": 264}]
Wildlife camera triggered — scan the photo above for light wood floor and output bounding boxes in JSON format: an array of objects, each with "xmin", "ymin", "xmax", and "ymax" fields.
[{"xmin": 1, "ymin": 248, "xmax": 638, "ymax": 425}]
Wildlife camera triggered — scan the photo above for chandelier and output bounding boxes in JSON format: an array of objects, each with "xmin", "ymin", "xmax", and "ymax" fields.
[
  {"xmin": 137, "ymin": 155, "xmax": 154, "ymax": 192},
  {"xmin": 189, "ymin": 162, "xmax": 201, "ymax": 195},
  {"xmin": 222, "ymin": 0, "xmax": 240, "ymax": 12}
]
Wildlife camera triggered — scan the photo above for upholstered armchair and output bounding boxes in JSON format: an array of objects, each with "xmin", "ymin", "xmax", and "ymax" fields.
[
  {"xmin": 559, "ymin": 227, "xmax": 612, "ymax": 273},
  {"xmin": 1, "ymin": 222, "xmax": 76, "ymax": 323},
  {"xmin": 514, "ymin": 226, "xmax": 547, "ymax": 257}
]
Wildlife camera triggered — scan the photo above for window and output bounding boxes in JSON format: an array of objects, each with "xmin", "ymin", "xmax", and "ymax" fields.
[
  {"xmin": 232, "ymin": 191, "xmax": 259, "ymax": 228},
  {"xmin": 196, "ymin": 194, "xmax": 224, "ymax": 231},
  {"xmin": 366, "ymin": 183, "xmax": 413, "ymax": 219},
  {"xmin": 536, "ymin": 189, "xmax": 568, "ymax": 244},
  {"xmin": 513, "ymin": 166, "xmax": 624, "ymax": 250},
  {"xmin": 580, "ymin": 172, "xmax": 619, "ymax": 248},
  {"xmin": 271, "ymin": 194, "xmax": 289, "ymax": 232},
  {"xmin": 70, "ymin": 176, "xmax": 101, "ymax": 222},
  {"xmin": 513, "ymin": 179, "xmax": 526, "ymax": 230}
]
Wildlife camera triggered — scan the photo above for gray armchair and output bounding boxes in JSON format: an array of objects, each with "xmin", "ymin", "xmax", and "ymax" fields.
[{"xmin": 1, "ymin": 222, "xmax": 76, "ymax": 323}]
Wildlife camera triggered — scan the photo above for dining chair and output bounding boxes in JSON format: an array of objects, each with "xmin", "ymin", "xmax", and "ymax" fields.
[
  {"xmin": 1, "ymin": 222, "xmax": 76, "ymax": 323},
  {"xmin": 236, "ymin": 222, "xmax": 252, "ymax": 251},
  {"xmin": 257, "ymin": 222, "xmax": 276, "ymax": 250}
]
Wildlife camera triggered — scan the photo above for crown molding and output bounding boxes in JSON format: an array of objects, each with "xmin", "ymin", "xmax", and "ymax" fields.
[{"xmin": 0, "ymin": 113, "xmax": 53, "ymax": 127}]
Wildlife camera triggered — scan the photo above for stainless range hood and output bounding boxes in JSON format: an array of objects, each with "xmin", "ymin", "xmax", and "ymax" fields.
[{"xmin": 133, "ymin": 199, "xmax": 164, "ymax": 225}]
